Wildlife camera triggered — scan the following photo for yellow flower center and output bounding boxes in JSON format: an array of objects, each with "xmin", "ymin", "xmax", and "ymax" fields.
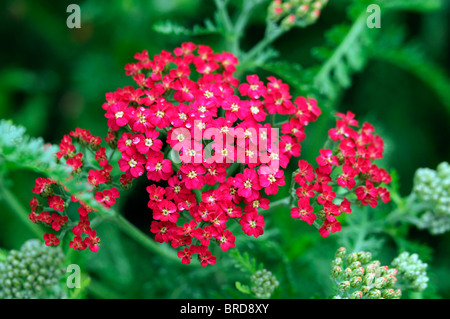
[
  {"xmin": 128, "ymin": 159, "xmax": 137, "ymax": 168},
  {"xmin": 115, "ymin": 111, "xmax": 124, "ymax": 119}
]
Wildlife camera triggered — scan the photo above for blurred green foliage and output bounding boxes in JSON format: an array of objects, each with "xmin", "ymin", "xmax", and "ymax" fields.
[{"xmin": 0, "ymin": 0, "xmax": 449, "ymax": 299}]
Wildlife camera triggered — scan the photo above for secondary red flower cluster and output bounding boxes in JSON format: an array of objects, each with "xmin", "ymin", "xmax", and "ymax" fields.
[
  {"xmin": 101, "ymin": 42, "xmax": 320, "ymax": 266},
  {"xmin": 29, "ymin": 128, "xmax": 115, "ymax": 252},
  {"xmin": 290, "ymin": 111, "xmax": 392, "ymax": 237}
]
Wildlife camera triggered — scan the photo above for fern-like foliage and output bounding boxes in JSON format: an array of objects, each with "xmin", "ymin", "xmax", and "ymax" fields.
[
  {"xmin": 230, "ymin": 249, "xmax": 263, "ymax": 274},
  {"xmin": 0, "ymin": 119, "xmax": 105, "ymax": 213},
  {"xmin": 311, "ymin": 8, "xmax": 378, "ymax": 101},
  {"xmin": 153, "ymin": 19, "xmax": 218, "ymax": 36},
  {"xmin": 0, "ymin": 119, "xmax": 61, "ymax": 177},
  {"xmin": 307, "ymin": 0, "xmax": 444, "ymax": 102}
]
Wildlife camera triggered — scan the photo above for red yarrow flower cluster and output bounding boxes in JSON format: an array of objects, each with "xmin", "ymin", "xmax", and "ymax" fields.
[
  {"xmin": 29, "ymin": 128, "xmax": 117, "ymax": 253},
  {"xmin": 290, "ymin": 111, "xmax": 392, "ymax": 237},
  {"xmin": 101, "ymin": 43, "xmax": 320, "ymax": 266}
]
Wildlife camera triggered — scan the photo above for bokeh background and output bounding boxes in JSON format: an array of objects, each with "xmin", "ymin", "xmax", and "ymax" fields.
[{"xmin": 0, "ymin": 0, "xmax": 449, "ymax": 298}]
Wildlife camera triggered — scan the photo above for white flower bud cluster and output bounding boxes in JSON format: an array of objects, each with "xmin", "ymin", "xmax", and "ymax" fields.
[
  {"xmin": 250, "ymin": 269, "xmax": 279, "ymax": 299},
  {"xmin": 413, "ymin": 162, "xmax": 450, "ymax": 234},
  {"xmin": 0, "ymin": 239, "xmax": 66, "ymax": 299},
  {"xmin": 330, "ymin": 247, "xmax": 401, "ymax": 299},
  {"xmin": 391, "ymin": 252, "xmax": 429, "ymax": 292}
]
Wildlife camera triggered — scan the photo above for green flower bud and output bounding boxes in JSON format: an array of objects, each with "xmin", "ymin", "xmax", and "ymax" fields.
[
  {"xmin": 393, "ymin": 289, "xmax": 402, "ymax": 299},
  {"xmin": 332, "ymin": 257, "xmax": 343, "ymax": 267},
  {"xmin": 346, "ymin": 253, "xmax": 358, "ymax": 264},
  {"xmin": 374, "ymin": 276, "xmax": 388, "ymax": 289},
  {"xmin": 348, "ymin": 261, "xmax": 361, "ymax": 270},
  {"xmin": 295, "ymin": 4, "xmax": 309, "ymax": 18},
  {"xmin": 364, "ymin": 273, "xmax": 376, "ymax": 286},
  {"xmin": 338, "ymin": 281, "xmax": 350, "ymax": 291},
  {"xmin": 368, "ymin": 289, "xmax": 381, "ymax": 299},
  {"xmin": 331, "ymin": 266, "xmax": 342, "ymax": 278},
  {"xmin": 361, "ymin": 285, "xmax": 371, "ymax": 294},
  {"xmin": 358, "ymin": 252, "xmax": 372, "ymax": 264},
  {"xmin": 352, "ymin": 266, "xmax": 365, "ymax": 277},
  {"xmin": 381, "ymin": 289, "xmax": 396, "ymax": 299},
  {"xmin": 350, "ymin": 291, "xmax": 363, "ymax": 299},
  {"xmin": 350, "ymin": 276, "xmax": 363, "ymax": 288},
  {"xmin": 343, "ymin": 267, "xmax": 353, "ymax": 280},
  {"xmin": 366, "ymin": 261, "xmax": 380, "ymax": 274},
  {"xmin": 335, "ymin": 247, "xmax": 347, "ymax": 259},
  {"xmin": 280, "ymin": 14, "xmax": 296, "ymax": 30}
]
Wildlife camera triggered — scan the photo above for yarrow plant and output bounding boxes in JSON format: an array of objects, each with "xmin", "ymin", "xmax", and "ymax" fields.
[{"xmin": 25, "ymin": 41, "xmax": 393, "ymax": 267}]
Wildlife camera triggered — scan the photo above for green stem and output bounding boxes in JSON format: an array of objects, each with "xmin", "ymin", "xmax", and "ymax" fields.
[
  {"xmin": 107, "ymin": 147, "xmax": 117, "ymax": 163},
  {"xmin": 0, "ymin": 182, "xmax": 44, "ymax": 238},
  {"xmin": 214, "ymin": 0, "xmax": 234, "ymax": 52},
  {"xmin": 231, "ymin": 0, "xmax": 260, "ymax": 57},
  {"xmin": 265, "ymin": 197, "xmax": 291, "ymax": 213},
  {"xmin": 241, "ymin": 24, "xmax": 285, "ymax": 69}
]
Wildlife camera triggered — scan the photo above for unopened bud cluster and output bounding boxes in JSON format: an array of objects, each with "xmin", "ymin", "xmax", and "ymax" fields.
[
  {"xmin": 391, "ymin": 252, "xmax": 429, "ymax": 292},
  {"xmin": 330, "ymin": 247, "xmax": 401, "ymax": 299},
  {"xmin": 250, "ymin": 269, "xmax": 279, "ymax": 299},
  {"xmin": 0, "ymin": 239, "xmax": 66, "ymax": 299},
  {"xmin": 268, "ymin": 0, "xmax": 329, "ymax": 30},
  {"xmin": 413, "ymin": 162, "xmax": 450, "ymax": 234}
]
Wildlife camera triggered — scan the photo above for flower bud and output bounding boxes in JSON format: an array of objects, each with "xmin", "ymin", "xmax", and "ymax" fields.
[
  {"xmin": 364, "ymin": 273, "xmax": 376, "ymax": 286},
  {"xmin": 338, "ymin": 281, "xmax": 350, "ymax": 291},
  {"xmin": 374, "ymin": 276, "xmax": 388, "ymax": 289},
  {"xmin": 350, "ymin": 291, "xmax": 363, "ymax": 299},
  {"xmin": 350, "ymin": 276, "xmax": 363, "ymax": 288},
  {"xmin": 335, "ymin": 247, "xmax": 346, "ymax": 259},
  {"xmin": 346, "ymin": 253, "xmax": 358, "ymax": 264},
  {"xmin": 295, "ymin": 4, "xmax": 309, "ymax": 18},
  {"xmin": 358, "ymin": 251, "xmax": 372, "ymax": 264},
  {"xmin": 381, "ymin": 289, "xmax": 396, "ymax": 299},
  {"xmin": 348, "ymin": 261, "xmax": 361, "ymax": 270},
  {"xmin": 331, "ymin": 266, "xmax": 342, "ymax": 278},
  {"xmin": 332, "ymin": 257, "xmax": 343, "ymax": 267},
  {"xmin": 368, "ymin": 289, "xmax": 381, "ymax": 299},
  {"xmin": 281, "ymin": 14, "xmax": 296, "ymax": 30},
  {"xmin": 352, "ymin": 266, "xmax": 365, "ymax": 277},
  {"xmin": 343, "ymin": 267, "xmax": 353, "ymax": 280}
]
